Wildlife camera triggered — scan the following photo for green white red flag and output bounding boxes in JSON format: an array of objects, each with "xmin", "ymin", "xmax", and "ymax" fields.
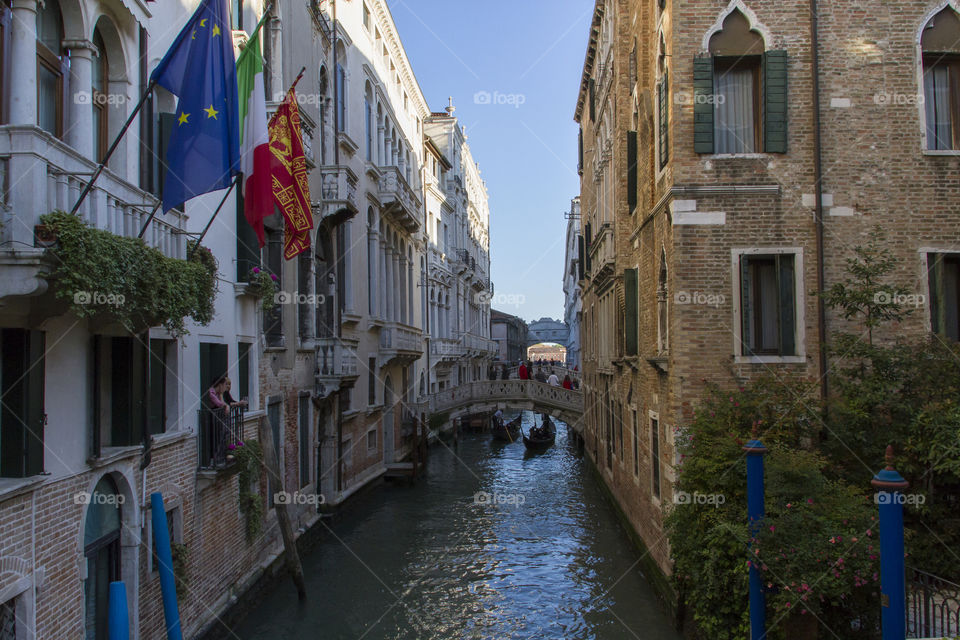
[{"xmin": 236, "ymin": 20, "xmax": 272, "ymax": 247}]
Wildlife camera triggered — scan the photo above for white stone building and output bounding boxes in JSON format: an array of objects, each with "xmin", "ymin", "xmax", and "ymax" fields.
[{"xmin": 562, "ymin": 197, "xmax": 582, "ymax": 368}]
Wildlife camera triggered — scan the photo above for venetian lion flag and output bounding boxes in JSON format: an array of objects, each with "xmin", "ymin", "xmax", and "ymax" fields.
[
  {"xmin": 236, "ymin": 17, "xmax": 272, "ymax": 247},
  {"xmin": 269, "ymin": 78, "xmax": 313, "ymax": 259}
]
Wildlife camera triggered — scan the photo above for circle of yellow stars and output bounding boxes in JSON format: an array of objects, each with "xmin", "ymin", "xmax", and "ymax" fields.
[{"xmin": 178, "ymin": 14, "xmax": 224, "ymax": 127}]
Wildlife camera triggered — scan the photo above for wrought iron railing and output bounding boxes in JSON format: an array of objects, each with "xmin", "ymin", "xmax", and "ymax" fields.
[
  {"xmin": 197, "ymin": 406, "xmax": 245, "ymax": 470},
  {"xmin": 907, "ymin": 567, "xmax": 960, "ymax": 638}
]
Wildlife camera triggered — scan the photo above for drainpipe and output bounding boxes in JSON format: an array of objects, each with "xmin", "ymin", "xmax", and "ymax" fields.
[{"xmin": 810, "ymin": 0, "xmax": 828, "ymax": 404}]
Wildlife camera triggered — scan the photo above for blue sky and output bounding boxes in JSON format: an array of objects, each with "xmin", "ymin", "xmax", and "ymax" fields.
[{"xmin": 387, "ymin": 0, "xmax": 592, "ymax": 323}]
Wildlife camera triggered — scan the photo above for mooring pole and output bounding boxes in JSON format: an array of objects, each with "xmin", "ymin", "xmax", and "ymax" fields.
[
  {"xmin": 151, "ymin": 492, "xmax": 183, "ymax": 640},
  {"xmin": 872, "ymin": 445, "xmax": 909, "ymax": 640},
  {"xmin": 108, "ymin": 581, "xmax": 129, "ymax": 640},
  {"xmin": 743, "ymin": 438, "xmax": 768, "ymax": 640}
]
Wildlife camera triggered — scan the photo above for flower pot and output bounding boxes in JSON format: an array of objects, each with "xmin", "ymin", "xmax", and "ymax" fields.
[{"xmin": 34, "ymin": 224, "xmax": 58, "ymax": 248}]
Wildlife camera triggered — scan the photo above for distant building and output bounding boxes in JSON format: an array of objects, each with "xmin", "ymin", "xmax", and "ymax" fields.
[
  {"xmin": 491, "ymin": 309, "xmax": 528, "ymax": 364},
  {"xmin": 528, "ymin": 343, "xmax": 567, "ymax": 363},
  {"xmin": 562, "ymin": 197, "xmax": 582, "ymax": 369},
  {"xmin": 527, "ymin": 317, "xmax": 569, "ymax": 349}
]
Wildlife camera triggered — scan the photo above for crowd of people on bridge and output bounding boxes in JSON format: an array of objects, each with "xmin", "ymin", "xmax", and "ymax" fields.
[{"xmin": 486, "ymin": 361, "xmax": 579, "ymax": 390}]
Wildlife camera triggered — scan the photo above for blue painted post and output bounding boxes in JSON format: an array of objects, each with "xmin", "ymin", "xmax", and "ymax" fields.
[
  {"xmin": 108, "ymin": 581, "xmax": 128, "ymax": 640},
  {"xmin": 151, "ymin": 492, "xmax": 183, "ymax": 640},
  {"xmin": 743, "ymin": 438, "xmax": 768, "ymax": 640},
  {"xmin": 871, "ymin": 445, "xmax": 909, "ymax": 640}
]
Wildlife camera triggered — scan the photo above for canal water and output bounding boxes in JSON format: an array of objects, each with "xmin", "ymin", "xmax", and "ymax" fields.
[{"xmin": 235, "ymin": 412, "xmax": 681, "ymax": 639}]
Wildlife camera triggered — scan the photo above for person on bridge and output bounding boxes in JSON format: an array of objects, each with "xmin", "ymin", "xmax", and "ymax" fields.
[
  {"xmin": 501, "ymin": 364, "xmax": 509, "ymax": 380},
  {"xmin": 562, "ymin": 375, "xmax": 573, "ymax": 390},
  {"xmin": 518, "ymin": 362, "xmax": 529, "ymax": 380},
  {"xmin": 535, "ymin": 367, "xmax": 547, "ymax": 383},
  {"xmin": 488, "ymin": 365, "xmax": 497, "ymax": 381},
  {"xmin": 547, "ymin": 371, "xmax": 560, "ymax": 387}
]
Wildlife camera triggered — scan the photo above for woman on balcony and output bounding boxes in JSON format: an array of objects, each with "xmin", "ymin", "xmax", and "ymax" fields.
[{"xmin": 222, "ymin": 378, "xmax": 248, "ymax": 409}]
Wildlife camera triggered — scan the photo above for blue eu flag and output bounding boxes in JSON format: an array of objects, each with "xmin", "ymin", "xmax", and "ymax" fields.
[{"xmin": 151, "ymin": 0, "xmax": 239, "ymax": 212}]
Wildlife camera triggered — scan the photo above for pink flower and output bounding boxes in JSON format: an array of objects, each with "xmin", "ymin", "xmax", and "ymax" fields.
[
  {"xmin": 769, "ymin": 525, "xmax": 776, "ymax": 532},
  {"xmin": 253, "ymin": 267, "xmax": 261, "ymax": 274},
  {"xmin": 807, "ymin": 498, "xmax": 814, "ymax": 504},
  {"xmin": 227, "ymin": 443, "xmax": 236, "ymax": 451},
  {"xmin": 866, "ymin": 529, "xmax": 872, "ymax": 537},
  {"xmin": 270, "ymin": 274, "xmax": 278, "ymax": 282},
  {"xmin": 786, "ymin": 503, "xmax": 792, "ymax": 508}
]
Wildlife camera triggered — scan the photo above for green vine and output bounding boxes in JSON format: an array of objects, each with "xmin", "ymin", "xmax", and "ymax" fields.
[
  {"xmin": 39, "ymin": 211, "xmax": 218, "ymax": 336},
  {"xmin": 170, "ymin": 543, "xmax": 189, "ymax": 602},
  {"xmin": 234, "ymin": 440, "xmax": 264, "ymax": 542},
  {"xmin": 244, "ymin": 266, "xmax": 280, "ymax": 313}
]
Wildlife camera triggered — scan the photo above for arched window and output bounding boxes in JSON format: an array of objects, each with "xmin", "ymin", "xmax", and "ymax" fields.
[
  {"xmin": 84, "ymin": 476, "xmax": 122, "ymax": 640},
  {"xmin": 656, "ymin": 34, "xmax": 669, "ymax": 169},
  {"xmin": 921, "ymin": 7, "xmax": 960, "ymax": 150},
  {"xmin": 315, "ymin": 228, "xmax": 333, "ymax": 338},
  {"xmin": 92, "ymin": 28, "xmax": 108, "ymax": 162},
  {"xmin": 364, "ymin": 81, "xmax": 374, "ymax": 161},
  {"xmin": 367, "ymin": 207, "xmax": 376, "ymax": 315},
  {"xmin": 36, "ymin": 0, "xmax": 66, "ymax": 138},
  {"xmin": 335, "ymin": 42, "xmax": 346, "ymax": 133},
  {"xmin": 707, "ymin": 10, "xmax": 765, "ymax": 153},
  {"xmin": 318, "ymin": 66, "xmax": 328, "ymax": 163},
  {"xmin": 657, "ymin": 249, "xmax": 668, "ymax": 354}
]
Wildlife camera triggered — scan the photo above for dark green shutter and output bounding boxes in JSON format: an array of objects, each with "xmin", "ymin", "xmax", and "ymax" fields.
[
  {"xmin": 24, "ymin": 331, "xmax": 45, "ymax": 476},
  {"xmin": 577, "ymin": 235, "xmax": 585, "ymax": 280},
  {"xmin": 740, "ymin": 256, "xmax": 753, "ymax": 355},
  {"xmin": 110, "ymin": 337, "xmax": 145, "ymax": 447},
  {"xmin": 627, "ymin": 131, "xmax": 638, "ymax": 213},
  {"xmin": 693, "ymin": 56, "xmax": 714, "ymax": 154},
  {"xmin": 929, "ymin": 254, "xmax": 945, "ymax": 335},
  {"xmin": 148, "ymin": 340, "xmax": 166, "ymax": 436},
  {"xmin": 577, "ymin": 128, "xmax": 583, "ymax": 174},
  {"xmin": 1, "ymin": 330, "xmax": 45, "ymax": 477},
  {"xmin": 589, "ymin": 79, "xmax": 596, "ymax": 122},
  {"xmin": 763, "ymin": 50, "xmax": 788, "ymax": 153},
  {"xmin": 238, "ymin": 342, "xmax": 251, "ymax": 403},
  {"xmin": 778, "ymin": 255, "xmax": 796, "ymax": 356},
  {"xmin": 584, "ymin": 223, "xmax": 592, "ymax": 275},
  {"xmin": 624, "ymin": 269, "xmax": 638, "ymax": 356}
]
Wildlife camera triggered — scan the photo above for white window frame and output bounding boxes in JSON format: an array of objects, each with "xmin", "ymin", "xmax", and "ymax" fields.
[
  {"xmin": 916, "ymin": 1, "xmax": 960, "ymax": 155},
  {"xmin": 731, "ymin": 247, "xmax": 806, "ymax": 364}
]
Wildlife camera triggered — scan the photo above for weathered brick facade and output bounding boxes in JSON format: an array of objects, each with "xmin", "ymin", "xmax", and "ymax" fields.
[{"xmin": 575, "ymin": 0, "xmax": 960, "ymax": 602}]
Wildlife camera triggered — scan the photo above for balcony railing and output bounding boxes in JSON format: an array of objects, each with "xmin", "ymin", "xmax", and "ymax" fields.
[
  {"xmin": 318, "ymin": 165, "xmax": 359, "ymax": 223},
  {"xmin": 463, "ymin": 332, "xmax": 498, "ymax": 355},
  {"xmin": 379, "ymin": 166, "xmax": 421, "ymax": 232},
  {"xmin": 0, "ymin": 126, "xmax": 186, "ymax": 259},
  {"xmin": 431, "ymin": 338, "xmax": 464, "ymax": 361},
  {"xmin": 380, "ymin": 322, "xmax": 423, "ymax": 363},
  {"xmin": 316, "ymin": 338, "xmax": 359, "ymax": 378},
  {"xmin": 197, "ymin": 406, "xmax": 245, "ymax": 470}
]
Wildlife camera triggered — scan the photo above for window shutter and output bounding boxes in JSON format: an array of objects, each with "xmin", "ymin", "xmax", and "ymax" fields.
[
  {"xmin": 584, "ymin": 223, "xmax": 592, "ymax": 275},
  {"xmin": 24, "ymin": 331, "xmax": 45, "ymax": 476},
  {"xmin": 929, "ymin": 253, "xmax": 945, "ymax": 334},
  {"xmin": 763, "ymin": 50, "xmax": 788, "ymax": 153},
  {"xmin": 589, "ymin": 78, "xmax": 596, "ymax": 122},
  {"xmin": 577, "ymin": 127, "xmax": 583, "ymax": 174},
  {"xmin": 624, "ymin": 268, "xmax": 638, "ymax": 356},
  {"xmin": 693, "ymin": 56, "xmax": 714, "ymax": 154},
  {"xmin": 59, "ymin": 54, "xmax": 70, "ymax": 138},
  {"xmin": 777, "ymin": 255, "xmax": 796, "ymax": 356},
  {"xmin": 577, "ymin": 234, "xmax": 585, "ymax": 280},
  {"xmin": 739, "ymin": 256, "xmax": 752, "ymax": 355},
  {"xmin": 627, "ymin": 130, "xmax": 638, "ymax": 213},
  {"xmin": 658, "ymin": 70, "xmax": 670, "ymax": 169},
  {"xmin": 148, "ymin": 340, "xmax": 166, "ymax": 436},
  {"xmin": 0, "ymin": 330, "xmax": 46, "ymax": 477}
]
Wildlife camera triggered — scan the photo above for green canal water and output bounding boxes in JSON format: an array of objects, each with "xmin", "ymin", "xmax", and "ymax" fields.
[{"xmin": 235, "ymin": 413, "xmax": 681, "ymax": 639}]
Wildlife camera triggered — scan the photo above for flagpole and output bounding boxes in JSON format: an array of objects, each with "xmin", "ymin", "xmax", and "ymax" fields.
[
  {"xmin": 70, "ymin": 79, "xmax": 156, "ymax": 216},
  {"xmin": 187, "ymin": 175, "xmax": 239, "ymax": 259},
  {"xmin": 136, "ymin": 199, "xmax": 163, "ymax": 238}
]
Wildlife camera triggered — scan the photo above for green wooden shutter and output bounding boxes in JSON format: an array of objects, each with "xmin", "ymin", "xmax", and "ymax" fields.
[
  {"xmin": 624, "ymin": 268, "xmax": 639, "ymax": 356},
  {"xmin": 577, "ymin": 235, "xmax": 585, "ymax": 280},
  {"xmin": 589, "ymin": 79, "xmax": 596, "ymax": 122},
  {"xmin": 148, "ymin": 340, "xmax": 166, "ymax": 436},
  {"xmin": 577, "ymin": 127, "xmax": 583, "ymax": 174},
  {"xmin": 584, "ymin": 223, "xmax": 592, "ymax": 275},
  {"xmin": 740, "ymin": 256, "xmax": 753, "ymax": 355},
  {"xmin": 199, "ymin": 342, "xmax": 212, "ymax": 406},
  {"xmin": 778, "ymin": 255, "xmax": 796, "ymax": 356},
  {"xmin": 763, "ymin": 50, "xmax": 789, "ymax": 153},
  {"xmin": 0, "ymin": 330, "xmax": 46, "ymax": 477},
  {"xmin": 627, "ymin": 131, "xmax": 638, "ymax": 213},
  {"xmin": 238, "ymin": 342, "xmax": 251, "ymax": 403},
  {"xmin": 693, "ymin": 56, "xmax": 714, "ymax": 154},
  {"xmin": 929, "ymin": 253, "xmax": 945, "ymax": 335}
]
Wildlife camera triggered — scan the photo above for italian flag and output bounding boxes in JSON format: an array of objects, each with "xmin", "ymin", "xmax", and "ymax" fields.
[{"xmin": 236, "ymin": 23, "xmax": 271, "ymax": 247}]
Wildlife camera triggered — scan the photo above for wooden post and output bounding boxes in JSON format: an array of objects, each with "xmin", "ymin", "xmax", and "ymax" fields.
[{"xmin": 259, "ymin": 412, "xmax": 307, "ymax": 600}]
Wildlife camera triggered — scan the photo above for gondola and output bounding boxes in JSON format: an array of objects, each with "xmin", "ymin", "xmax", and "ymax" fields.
[
  {"xmin": 523, "ymin": 417, "xmax": 555, "ymax": 450},
  {"xmin": 492, "ymin": 415, "xmax": 522, "ymax": 442}
]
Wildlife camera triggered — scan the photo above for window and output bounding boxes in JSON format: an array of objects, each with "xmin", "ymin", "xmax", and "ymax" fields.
[
  {"xmin": 335, "ymin": 58, "xmax": 346, "ymax": 133},
  {"xmin": 84, "ymin": 476, "xmax": 123, "ymax": 640},
  {"xmin": 657, "ymin": 68, "xmax": 669, "ymax": 168},
  {"xmin": 147, "ymin": 339, "xmax": 173, "ymax": 436},
  {"xmin": 297, "ymin": 250, "xmax": 312, "ymax": 340},
  {"xmin": 922, "ymin": 8, "xmax": 960, "ymax": 150},
  {"xmin": 928, "ymin": 253, "xmax": 960, "ymax": 340},
  {"xmin": 632, "ymin": 410, "xmax": 639, "ymax": 477},
  {"xmin": 362, "ymin": 3, "xmax": 371, "ymax": 30},
  {"xmin": 368, "ymin": 357, "xmax": 376, "ymax": 405},
  {"xmin": 1, "ymin": 0, "xmax": 12, "ymax": 125},
  {"xmin": 91, "ymin": 336, "xmax": 149, "ymax": 453},
  {"xmin": 299, "ymin": 395, "xmax": 310, "ymax": 488},
  {"xmin": 366, "ymin": 428, "xmax": 377, "ymax": 452},
  {"xmin": 651, "ymin": 417, "xmax": 661, "ymax": 499},
  {"xmin": 739, "ymin": 253, "xmax": 796, "ymax": 357},
  {"xmin": 364, "ymin": 84, "xmax": 373, "ymax": 161},
  {"xmin": 92, "ymin": 29, "xmax": 108, "ymax": 162},
  {"xmin": 198, "ymin": 342, "xmax": 228, "ymax": 406},
  {"xmin": 150, "ymin": 506, "xmax": 180, "ymax": 574},
  {"xmin": 237, "ymin": 341, "xmax": 251, "ymax": 405},
  {"xmin": 695, "ymin": 10, "xmax": 787, "ymax": 154},
  {"xmin": 623, "ymin": 268, "xmax": 638, "ymax": 356},
  {"xmin": 657, "ymin": 252, "xmax": 668, "ymax": 354},
  {"xmin": 1, "ymin": 329, "xmax": 45, "ymax": 478},
  {"xmin": 36, "ymin": 0, "xmax": 66, "ymax": 138},
  {"xmin": 230, "ymin": 0, "xmax": 243, "ymax": 31},
  {"xmin": 267, "ymin": 399, "xmax": 281, "ymax": 506},
  {"xmin": 264, "ymin": 225, "xmax": 284, "ymax": 348}
]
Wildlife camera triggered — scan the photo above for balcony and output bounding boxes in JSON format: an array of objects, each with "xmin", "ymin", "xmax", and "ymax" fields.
[
  {"xmin": 197, "ymin": 406, "xmax": 245, "ymax": 471},
  {"xmin": 318, "ymin": 165, "xmax": 359, "ymax": 225},
  {"xmin": 379, "ymin": 166, "xmax": 421, "ymax": 233},
  {"xmin": 463, "ymin": 332, "xmax": 498, "ymax": 356},
  {"xmin": 379, "ymin": 322, "xmax": 423, "ymax": 365},
  {"xmin": 0, "ymin": 126, "xmax": 187, "ymax": 300},
  {"xmin": 587, "ymin": 223, "xmax": 616, "ymax": 284},
  {"xmin": 316, "ymin": 338, "xmax": 359, "ymax": 398},
  {"xmin": 431, "ymin": 338, "xmax": 464, "ymax": 362}
]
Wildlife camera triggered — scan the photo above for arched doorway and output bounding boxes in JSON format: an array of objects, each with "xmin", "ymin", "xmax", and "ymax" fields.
[
  {"xmin": 526, "ymin": 342, "xmax": 567, "ymax": 364},
  {"xmin": 383, "ymin": 375, "xmax": 394, "ymax": 464},
  {"xmin": 83, "ymin": 476, "xmax": 122, "ymax": 640}
]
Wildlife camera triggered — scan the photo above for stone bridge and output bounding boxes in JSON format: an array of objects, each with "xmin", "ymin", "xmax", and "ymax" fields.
[{"xmin": 425, "ymin": 380, "xmax": 584, "ymax": 432}]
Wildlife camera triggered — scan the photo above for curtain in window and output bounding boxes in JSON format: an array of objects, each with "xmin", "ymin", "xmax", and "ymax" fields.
[
  {"xmin": 924, "ymin": 64, "xmax": 952, "ymax": 150},
  {"xmin": 714, "ymin": 67, "xmax": 755, "ymax": 153}
]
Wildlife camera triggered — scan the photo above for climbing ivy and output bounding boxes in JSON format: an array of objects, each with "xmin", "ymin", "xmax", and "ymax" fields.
[
  {"xmin": 234, "ymin": 440, "xmax": 264, "ymax": 543},
  {"xmin": 39, "ymin": 210, "xmax": 217, "ymax": 337}
]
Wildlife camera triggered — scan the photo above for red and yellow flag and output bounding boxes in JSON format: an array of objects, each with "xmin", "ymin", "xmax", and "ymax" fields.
[{"xmin": 268, "ymin": 81, "xmax": 313, "ymax": 259}]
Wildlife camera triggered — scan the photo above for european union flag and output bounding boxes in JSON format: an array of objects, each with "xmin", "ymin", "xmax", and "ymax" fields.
[{"xmin": 151, "ymin": 0, "xmax": 239, "ymax": 212}]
